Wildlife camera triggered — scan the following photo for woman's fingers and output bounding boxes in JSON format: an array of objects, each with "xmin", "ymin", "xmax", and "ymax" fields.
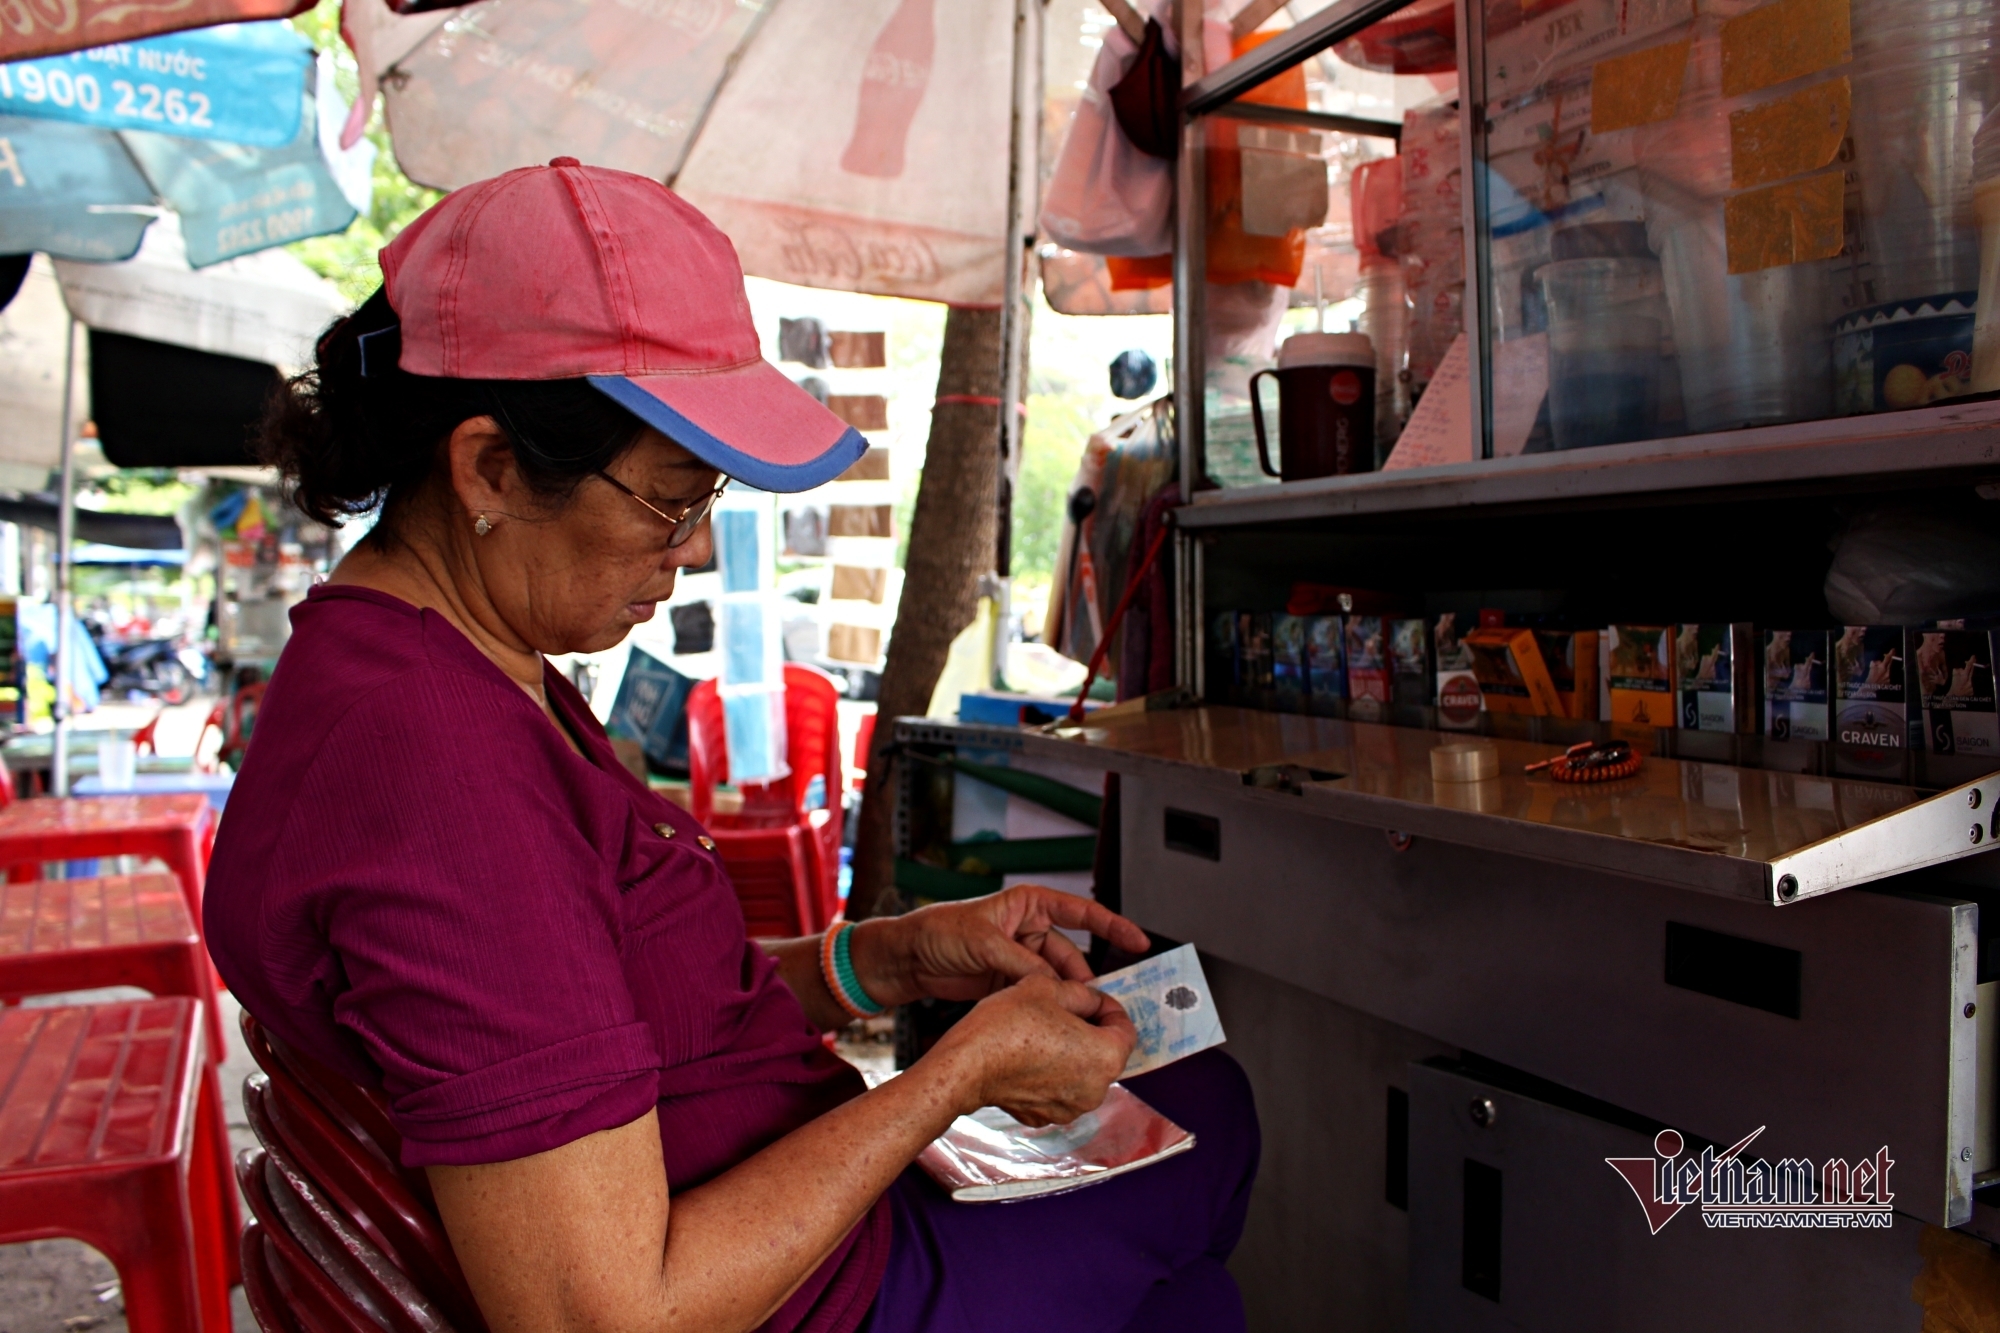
[
  {"xmin": 1009, "ymin": 886, "xmax": 1150, "ymax": 953},
  {"xmin": 1037, "ymin": 927, "xmax": 1094, "ymax": 983}
]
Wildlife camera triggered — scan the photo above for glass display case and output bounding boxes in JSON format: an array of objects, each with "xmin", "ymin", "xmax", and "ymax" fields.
[
  {"xmin": 1174, "ymin": 0, "xmax": 2000, "ymax": 488},
  {"xmin": 1175, "ymin": 1, "xmax": 1451, "ymax": 490},
  {"xmin": 1472, "ymin": 0, "xmax": 2000, "ymax": 455}
]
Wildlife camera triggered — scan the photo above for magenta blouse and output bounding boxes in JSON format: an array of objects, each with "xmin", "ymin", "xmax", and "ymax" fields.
[{"xmin": 204, "ymin": 585, "xmax": 887, "ymax": 1332}]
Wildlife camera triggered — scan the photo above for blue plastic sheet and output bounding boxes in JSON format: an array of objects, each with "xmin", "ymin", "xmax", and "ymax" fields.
[
  {"xmin": 19, "ymin": 602, "xmax": 108, "ymax": 711},
  {"xmin": 0, "ymin": 115, "xmax": 155, "ymax": 260},
  {"xmin": 123, "ymin": 76, "xmax": 360, "ymax": 267},
  {"xmin": 0, "ymin": 23, "xmax": 309, "ymax": 148}
]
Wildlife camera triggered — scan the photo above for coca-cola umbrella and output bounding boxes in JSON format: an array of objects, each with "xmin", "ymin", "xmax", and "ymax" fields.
[{"xmin": 344, "ymin": 0, "xmax": 1023, "ymax": 305}]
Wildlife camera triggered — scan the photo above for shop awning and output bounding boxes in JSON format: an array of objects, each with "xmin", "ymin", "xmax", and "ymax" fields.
[
  {"xmin": 0, "ymin": 497, "xmax": 182, "ymax": 548},
  {"xmin": 51, "ymin": 214, "xmax": 342, "ymax": 469}
]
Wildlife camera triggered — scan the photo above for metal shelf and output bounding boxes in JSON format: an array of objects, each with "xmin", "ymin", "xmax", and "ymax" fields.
[
  {"xmin": 899, "ymin": 707, "xmax": 2000, "ymax": 905},
  {"xmin": 1177, "ymin": 397, "xmax": 2000, "ymax": 529}
]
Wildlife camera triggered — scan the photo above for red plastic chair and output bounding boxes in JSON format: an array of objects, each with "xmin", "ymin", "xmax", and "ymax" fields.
[
  {"xmin": 0, "ymin": 998, "xmax": 235, "ymax": 1333},
  {"xmin": 239, "ymin": 1010, "xmax": 489, "ymax": 1333},
  {"xmin": 686, "ymin": 664, "xmax": 843, "ymax": 933},
  {"xmin": 197, "ymin": 680, "xmax": 267, "ymax": 773},
  {"xmin": 852, "ymin": 709, "xmax": 877, "ymax": 792},
  {"xmin": 0, "ymin": 792, "xmax": 215, "ymax": 924}
]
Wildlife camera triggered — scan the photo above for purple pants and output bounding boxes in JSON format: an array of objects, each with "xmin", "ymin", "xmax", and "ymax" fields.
[{"xmin": 858, "ymin": 1049, "xmax": 1260, "ymax": 1333}]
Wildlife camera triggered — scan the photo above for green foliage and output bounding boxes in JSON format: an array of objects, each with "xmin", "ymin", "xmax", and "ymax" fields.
[
  {"xmin": 286, "ymin": 0, "xmax": 442, "ymax": 307},
  {"xmin": 1011, "ymin": 371, "xmax": 1098, "ymax": 593},
  {"xmin": 87, "ymin": 472, "xmax": 196, "ymax": 515}
]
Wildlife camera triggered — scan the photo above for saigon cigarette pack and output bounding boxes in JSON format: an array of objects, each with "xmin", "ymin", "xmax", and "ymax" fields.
[
  {"xmin": 1673, "ymin": 623, "xmax": 1755, "ymax": 733},
  {"xmin": 1762, "ymin": 628, "xmax": 1829, "ymax": 741},
  {"xmin": 1915, "ymin": 627, "xmax": 1999, "ymax": 756},
  {"xmin": 1389, "ymin": 617, "xmax": 1433, "ymax": 709}
]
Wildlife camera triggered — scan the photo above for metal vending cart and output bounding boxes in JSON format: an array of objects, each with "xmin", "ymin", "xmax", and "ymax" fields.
[{"xmin": 899, "ymin": 0, "xmax": 2000, "ymax": 1326}]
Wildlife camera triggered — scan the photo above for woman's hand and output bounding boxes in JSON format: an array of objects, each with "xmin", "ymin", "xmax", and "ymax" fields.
[
  {"xmin": 924, "ymin": 973, "xmax": 1138, "ymax": 1126},
  {"xmin": 850, "ymin": 884, "xmax": 1151, "ymax": 1008}
]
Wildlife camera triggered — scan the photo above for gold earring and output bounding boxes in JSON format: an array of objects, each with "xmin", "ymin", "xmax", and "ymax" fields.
[{"xmin": 474, "ymin": 513, "xmax": 492, "ymax": 536}]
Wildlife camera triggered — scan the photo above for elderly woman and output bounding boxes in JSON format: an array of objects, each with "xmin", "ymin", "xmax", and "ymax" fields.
[{"xmin": 205, "ymin": 160, "xmax": 1257, "ymax": 1333}]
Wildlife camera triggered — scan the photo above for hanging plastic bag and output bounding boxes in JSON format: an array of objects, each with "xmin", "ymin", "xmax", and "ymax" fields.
[
  {"xmin": 1109, "ymin": 18, "xmax": 1181, "ymax": 160},
  {"xmin": 1039, "ymin": 1, "xmax": 1176, "ymax": 257},
  {"xmin": 1205, "ymin": 30, "xmax": 1311, "ymax": 287}
]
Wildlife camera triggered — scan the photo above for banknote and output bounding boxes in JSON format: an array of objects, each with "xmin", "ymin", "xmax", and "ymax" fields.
[{"xmin": 1091, "ymin": 943, "xmax": 1226, "ymax": 1078}]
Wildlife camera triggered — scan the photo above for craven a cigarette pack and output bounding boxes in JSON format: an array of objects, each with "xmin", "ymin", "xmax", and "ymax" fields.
[
  {"xmin": 1344, "ymin": 615, "xmax": 1390, "ymax": 708},
  {"xmin": 1673, "ymin": 623, "xmax": 1755, "ymax": 733},
  {"xmin": 1761, "ymin": 628, "xmax": 1829, "ymax": 742},
  {"xmin": 1607, "ymin": 625, "xmax": 1674, "ymax": 726},
  {"xmin": 1306, "ymin": 615, "xmax": 1345, "ymax": 715},
  {"xmin": 1915, "ymin": 627, "xmax": 1998, "ymax": 755},
  {"xmin": 1432, "ymin": 609, "xmax": 1486, "ymax": 729},
  {"xmin": 1832, "ymin": 625, "xmax": 1909, "ymax": 750}
]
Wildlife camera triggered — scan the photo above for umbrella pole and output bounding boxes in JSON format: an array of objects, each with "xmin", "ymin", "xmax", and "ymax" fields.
[
  {"xmin": 51, "ymin": 314, "xmax": 76, "ymax": 798},
  {"xmin": 993, "ymin": 0, "xmax": 1042, "ymax": 688}
]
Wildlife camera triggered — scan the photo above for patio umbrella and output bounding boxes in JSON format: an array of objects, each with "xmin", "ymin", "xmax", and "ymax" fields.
[
  {"xmin": 2, "ymin": 0, "xmax": 314, "ymax": 65},
  {"xmin": 346, "ymin": 0, "xmax": 1023, "ymax": 305}
]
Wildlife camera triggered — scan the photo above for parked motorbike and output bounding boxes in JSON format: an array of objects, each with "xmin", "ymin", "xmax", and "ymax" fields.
[{"xmin": 95, "ymin": 631, "xmax": 208, "ymax": 705}]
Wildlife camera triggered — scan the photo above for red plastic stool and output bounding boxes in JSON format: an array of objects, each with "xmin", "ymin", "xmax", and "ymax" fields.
[
  {"xmin": 0, "ymin": 794, "xmax": 215, "ymax": 925},
  {"xmin": 0, "ymin": 872, "xmax": 228, "ymax": 1061},
  {"xmin": 0, "ymin": 998, "xmax": 234, "ymax": 1333}
]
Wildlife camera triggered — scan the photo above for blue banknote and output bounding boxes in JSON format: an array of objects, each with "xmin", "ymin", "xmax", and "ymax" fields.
[{"xmin": 1091, "ymin": 943, "xmax": 1226, "ymax": 1077}]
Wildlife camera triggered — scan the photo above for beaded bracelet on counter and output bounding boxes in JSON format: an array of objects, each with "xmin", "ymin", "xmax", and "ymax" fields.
[
  {"xmin": 1524, "ymin": 739, "xmax": 1643, "ymax": 784},
  {"xmin": 821, "ymin": 922, "xmax": 885, "ymax": 1020}
]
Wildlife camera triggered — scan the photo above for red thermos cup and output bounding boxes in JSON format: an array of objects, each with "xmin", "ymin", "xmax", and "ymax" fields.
[{"xmin": 1250, "ymin": 332, "xmax": 1377, "ymax": 481}]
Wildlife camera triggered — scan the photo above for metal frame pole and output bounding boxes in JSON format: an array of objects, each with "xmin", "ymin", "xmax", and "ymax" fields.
[
  {"xmin": 993, "ymin": 0, "xmax": 1041, "ymax": 687},
  {"xmin": 51, "ymin": 314, "xmax": 76, "ymax": 797}
]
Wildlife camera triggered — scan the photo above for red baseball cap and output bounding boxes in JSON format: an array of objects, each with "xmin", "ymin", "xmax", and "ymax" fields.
[{"xmin": 378, "ymin": 158, "xmax": 865, "ymax": 493}]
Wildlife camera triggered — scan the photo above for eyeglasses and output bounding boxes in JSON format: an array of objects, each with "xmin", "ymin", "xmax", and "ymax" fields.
[{"xmin": 595, "ymin": 471, "xmax": 728, "ymax": 550}]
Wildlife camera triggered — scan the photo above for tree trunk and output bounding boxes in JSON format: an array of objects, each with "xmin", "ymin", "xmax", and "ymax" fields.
[{"xmin": 847, "ymin": 304, "xmax": 1002, "ymax": 920}]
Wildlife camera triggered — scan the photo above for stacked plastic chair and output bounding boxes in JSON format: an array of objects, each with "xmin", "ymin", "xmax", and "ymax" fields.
[
  {"xmin": 686, "ymin": 663, "xmax": 845, "ymax": 936},
  {"xmin": 235, "ymin": 1009, "xmax": 489, "ymax": 1333}
]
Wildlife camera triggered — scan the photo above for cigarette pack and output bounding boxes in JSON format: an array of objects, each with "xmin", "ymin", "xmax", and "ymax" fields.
[
  {"xmin": 1832, "ymin": 626, "xmax": 1910, "ymax": 751},
  {"xmin": 1344, "ymin": 616, "xmax": 1390, "ymax": 708},
  {"xmin": 1306, "ymin": 616, "xmax": 1346, "ymax": 715},
  {"xmin": 1236, "ymin": 613, "xmax": 1274, "ymax": 702},
  {"xmin": 1208, "ymin": 611, "xmax": 1239, "ymax": 703},
  {"xmin": 1389, "ymin": 618, "xmax": 1432, "ymax": 709},
  {"xmin": 1272, "ymin": 615, "xmax": 1309, "ymax": 713},
  {"xmin": 1535, "ymin": 629, "xmax": 1600, "ymax": 720},
  {"xmin": 1761, "ymin": 629, "xmax": 1829, "ymax": 742},
  {"xmin": 1432, "ymin": 609, "xmax": 1486, "ymax": 729},
  {"xmin": 1464, "ymin": 627, "xmax": 1565, "ymax": 716},
  {"xmin": 1673, "ymin": 623, "xmax": 1755, "ymax": 733},
  {"xmin": 1607, "ymin": 625, "xmax": 1674, "ymax": 726},
  {"xmin": 1915, "ymin": 628, "xmax": 1998, "ymax": 755}
]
